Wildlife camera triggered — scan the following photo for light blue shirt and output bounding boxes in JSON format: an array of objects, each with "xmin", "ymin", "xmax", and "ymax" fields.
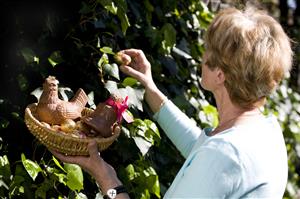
[{"xmin": 153, "ymin": 100, "xmax": 288, "ymax": 198}]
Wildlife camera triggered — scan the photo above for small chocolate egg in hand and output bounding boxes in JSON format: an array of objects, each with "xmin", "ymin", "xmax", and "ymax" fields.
[
  {"xmin": 114, "ymin": 52, "xmax": 132, "ymax": 66},
  {"xmin": 60, "ymin": 119, "xmax": 76, "ymax": 133}
]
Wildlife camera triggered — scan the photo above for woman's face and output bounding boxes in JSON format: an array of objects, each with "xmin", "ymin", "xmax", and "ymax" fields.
[{"xmin": 200, "ymin": 53, "xmax": 218, "ymax": 91}]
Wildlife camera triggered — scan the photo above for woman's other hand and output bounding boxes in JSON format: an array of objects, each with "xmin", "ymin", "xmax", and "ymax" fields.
[{"xmin": 50, "ymin": 127, "xmax": 124, "ymax": 194}]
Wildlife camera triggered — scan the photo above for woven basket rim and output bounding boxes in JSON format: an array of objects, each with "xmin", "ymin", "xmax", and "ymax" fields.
[{"xmin": 24, "ymin": 103, "xmax": 120, "ymax": 152}]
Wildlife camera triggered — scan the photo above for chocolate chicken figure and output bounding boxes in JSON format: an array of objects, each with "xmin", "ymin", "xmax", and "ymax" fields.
[{"xmin": 36, "ymin": 76, "xmax": 88, "ymax": 125}]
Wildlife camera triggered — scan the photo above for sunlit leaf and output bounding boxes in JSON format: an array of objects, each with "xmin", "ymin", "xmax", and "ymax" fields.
[
  {"xmin": 202, "ymin": 104, "xmax": 219, "ymax": 127},
  {"xmin": 133, "ymin": 136, "xmax": 152, "ymax": 156},
  {"xmin": 31, "ymin": 87, "xmax": 43, "ymax": 101},
  {"xmin": 105, "ymin": 2, "xmax": 118, "ymax": 14},
  {"xmin": 58, "ymin": 87, "xmax": 73, "ymax": 101},
  {"xmin": 161, "ymin": 23, "xmax": 176, "ymax": 54},
  {"xmin": 52, "ymin": 156, "xmax": 66, "ymax": 172},
  {"xmin": 9, "ymin": 174, "xmax": 26, "ymax": 197},
  {"xmin": 54, "ymin": 173, "xmax": 67, "ymax": 185},
  {"xmin": 64, "ymin": 163, "xmax": 83, "ymax": 191},
  {"xmin": 122, "ymin": 77, "xmax": 138, "ymax": 87},
  {"xmin": 21, "ymin": 154, "xmax": 42, "ymax": 181},
  {"xmin": 144, "ymin": 119, "xmax": 161, "ymax": 144},
  {"xmin": 98, "ymin": 53, "xmax": 109, "ymax": 69},
  {"xmin": 100, "ymin": 46, "xmax": 114, "ymax": 55},
  {"xmin": 125, "ymin": 164, "xmax": 136, "ymax": 180},
  {"xmin": 117, "ymin": 11, "xmax": 130, "ymax": 34},
  {"xmin": 48, "ymin": 51, "xmax": 64, "ymax": 67},
  {"xmin": 87, "ymin": 91, "xmax": 96, "ymax": 109},
  {"xmin": 119, "ymin": 86, "xmax": 145, "ymax": 111},
  {"xmin": 103, "ymin": 63, "xmax": 120, "ymax": 80},
  {"xmin": 0, "ymin": 118, "xmax": 9, "ymax": 129},
  {"xmin": 75, "ymin": 192, "xmax": 88, "ymax": 199},
  {"xmin": 0, "ymin": 155, "xmax": 11, "ymax": 180},
  {"xmin": 105, "ymin": 80, "xmax": 118, "ymax": 94},
  {"xmin": 33, "ymin": 56, "xmax": 39, "ymax": 64}
]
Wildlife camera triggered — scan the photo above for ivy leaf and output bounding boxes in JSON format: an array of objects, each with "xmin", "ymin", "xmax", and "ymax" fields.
[
  {"xmin": 103, "ymin": 63, "xmax": 120, "ymax": 80},
  {"xmin": 133, "ymin": 136, "xmax": 152, "ymax": 156},
  {"xmin": 99, "ymin": 0, "xmax": 130, "ymax": 34},
  {"xmin": 75, "ymin": 192, "xmax": 88, "ymax": 199},
  {"xmin": 105, "ymin": 84, "xmax": 144, "ymax": 111},
  {"xmin": 122, "ymin": 77, "xmax": 138, "ymax": 87},
  {"xmin": 161, "ymin": 23, "xmax": 176, "ymax": 54},
  {"xmin": 21, "ymin": 153, "xmax": 42, "ymax": 181},
  {"xmin": 0, "ymin": 155, "xmax": 11, "ymax": 181},
  {"xmin": 58, "ymin": 87, "xmax": 73, "ymax": 101},
  {"xmin": 98, "ymin": 53, "xmax": 109, "ymax": 69},
  {"xmin": 87, "ymin": 91, "xmax": 96, "ymax": 109},
  {"xmin": 54, "ymin": 173, "xmax": 67, "ymax": 185},
  {"xmin": 0, "ymin": 118, "xmax": 9, "ymax": 129},
  {"xmin": 119, "ymin": 86, "xmax": 144, "ymax": 111},
  {"xmin": 64, "ymin": 163, "xmax": 83, "ymax": 191},
  {"xmin": 105, "ymin": 80, "xmax": 118, "ymax": 94},
  {"xmin": 100, "ymin": 46, "xmax": 115, "ymax": 55},
  {"xmin": 30, "ymin": 87, "xmax": 43, "ymax": 101},
  {"xmin": 144, "ymin": 119, "xmax": 161, "ymax": 145},
  {"xmin": 144, "ymin": 168, "xmax": 160, "ymax": 198},
  {"xmin": 104, "ymin": 1, "xmax": 118, "ymax": 14},
  {"xmin": 125, "ymin": 164, "xmax": 136, "ymax": 180},
  {"xmin": 130, "ymin": 119, "xmax": 160, "ymax": 155},
  {"xmin": 48, "ymin": 51, "xmax": 64, "ymax": 67},
  {"xmin": 52, "ymin": 156, "xmax": 66, "ymax": 172},
  {"xmin": 117, "ymin": 10, "xmax": 130, "ymax": 34},
  {"xmin": 202, "ymin": 104, "xmax": 219, "ymax": 127},
  {"xmin": 35, "ymin": 179, "xmax": 51, "ymax": 199},
  {"xmin": 9, "ymin": 175, "xmax": 25, "ymax": 196}
]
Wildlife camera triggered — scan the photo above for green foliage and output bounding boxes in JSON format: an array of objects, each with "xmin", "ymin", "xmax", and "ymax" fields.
[
  {"xmin": 0, "ymin": 0, "xmax": 300, "ymax": 198},
  {"xmin": 21, "ymin": 153, "xmax": 42, "ymax": 181}
]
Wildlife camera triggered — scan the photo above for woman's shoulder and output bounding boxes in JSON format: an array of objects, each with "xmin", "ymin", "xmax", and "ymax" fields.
[{"xmin": 201, "ymin": 113, "xmax": 285, "ymax": 161}]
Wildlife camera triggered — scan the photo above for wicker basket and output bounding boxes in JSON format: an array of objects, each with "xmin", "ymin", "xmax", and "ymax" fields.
[{"xmin": 24, "ymin": 103, "xmax": 120, "ymax": 155}]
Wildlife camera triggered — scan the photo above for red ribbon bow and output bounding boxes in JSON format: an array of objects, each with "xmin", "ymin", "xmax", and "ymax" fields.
[{"xmin": 106, "ymin": 96, "xmax": 132, "ymax": 123}]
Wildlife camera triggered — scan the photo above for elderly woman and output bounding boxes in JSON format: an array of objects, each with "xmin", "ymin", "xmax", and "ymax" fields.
[{"xmin": 52, "ymin": 5, "xmax": 293, "ymax": 199}]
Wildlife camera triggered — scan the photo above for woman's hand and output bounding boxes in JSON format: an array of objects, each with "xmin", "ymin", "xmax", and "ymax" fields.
[
  {"xmin": 118, "ymin": 48, "xmax": 167, "ymax": 113},
  {"xmin": 50, "ymin": 127, "xmax": 124, "ymax": 194},
  {"xmin": 118, "ymin": 49, "xmax": 155, "ymax": 88},
  {"xmin": 50, "ymin": 140, "xmax": 113, "ymax": 177}
]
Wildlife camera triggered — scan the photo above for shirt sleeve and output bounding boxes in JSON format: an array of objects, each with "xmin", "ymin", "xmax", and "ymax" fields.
[
  {"xmin": 153, "ymin": 100, "xmax": 202, "ymax": 158},
  {"xmin": 165, "ymin": 145, "xmax": 242, "ymax": 198}
]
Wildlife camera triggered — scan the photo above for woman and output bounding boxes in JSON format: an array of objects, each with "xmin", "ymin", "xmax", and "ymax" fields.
[{"xmin": 51, "ymin": 5, "xmax": 293, "ymax": 199}]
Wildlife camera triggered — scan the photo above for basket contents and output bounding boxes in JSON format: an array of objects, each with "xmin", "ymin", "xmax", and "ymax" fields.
[{"xmin": 24, "ymin": 76, "xmax": 129, "ymax": 155}]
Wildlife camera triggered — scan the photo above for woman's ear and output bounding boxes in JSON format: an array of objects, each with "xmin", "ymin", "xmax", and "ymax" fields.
[{"xmin": 215, "ymin": 68, "xmax": 225, "ymax": 84}]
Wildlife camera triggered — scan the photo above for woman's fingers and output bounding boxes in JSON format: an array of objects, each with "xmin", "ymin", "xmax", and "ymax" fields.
[
  {"xmin": 121, "ymin": 49, "xmax": 141, "ymax": 58},
  {"xmin": 121, "ymin": 49, "xmax": 149, "ymax": 66},
  {"xmin": 120, "ymin": 65, "xmax": 144, "ymax": 81}
]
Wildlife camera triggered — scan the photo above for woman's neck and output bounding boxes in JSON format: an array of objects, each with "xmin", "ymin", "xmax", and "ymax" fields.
[{"xmin": 212, "ymin": 87, "xmax": 262, "ymax": 135}]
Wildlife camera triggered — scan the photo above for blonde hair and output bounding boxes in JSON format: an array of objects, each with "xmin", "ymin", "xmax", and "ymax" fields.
[{"xmin": 204, "ymin": 6, "xmax": 293, "ymax": 109}]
